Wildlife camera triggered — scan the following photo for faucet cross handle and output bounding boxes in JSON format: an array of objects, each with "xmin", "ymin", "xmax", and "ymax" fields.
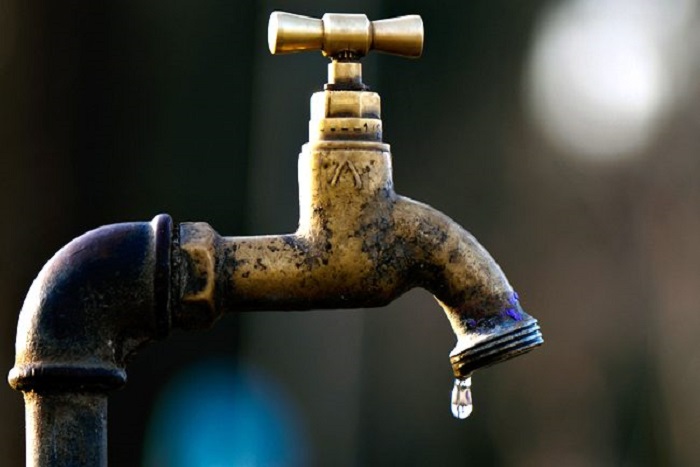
[{"xmin": 268, "ymin": 11, "xmax": 423, "ymax": 60}]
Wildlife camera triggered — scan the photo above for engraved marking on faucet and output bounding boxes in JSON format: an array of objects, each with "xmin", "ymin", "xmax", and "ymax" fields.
[{"xmin": 329, "ymin": 155, "xmax": 363, "ymax": 189}]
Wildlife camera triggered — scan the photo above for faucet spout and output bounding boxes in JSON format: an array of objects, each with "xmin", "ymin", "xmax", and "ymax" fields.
[{"xmin": 393, "ymin": 198, "xmax": 543, "ymax": 377}]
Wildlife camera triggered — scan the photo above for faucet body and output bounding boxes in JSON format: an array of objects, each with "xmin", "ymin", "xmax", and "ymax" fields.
[
  {"xmin": 8, "ymin": 12, "xmax": 542, "ymax": 466},
  {"xmin": 176, "ymin": 132, "xmax": 541, "ymax": 377}
]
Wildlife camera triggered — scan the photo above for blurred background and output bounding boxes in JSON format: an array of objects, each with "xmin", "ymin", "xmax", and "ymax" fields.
[{"xmin": 1, "ymin": 0, "xmax": 699, "ymax": 465}]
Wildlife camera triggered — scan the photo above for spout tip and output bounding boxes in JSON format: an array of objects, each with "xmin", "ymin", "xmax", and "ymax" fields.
[{"xmin": 450, "ymin": 320, "xmax": 543, "ymax": 378}]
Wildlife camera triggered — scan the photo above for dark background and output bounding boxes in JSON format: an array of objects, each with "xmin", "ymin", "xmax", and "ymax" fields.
[{"xmin": 1, "ymin": 1, "xmax": 699, "ymax": 465}]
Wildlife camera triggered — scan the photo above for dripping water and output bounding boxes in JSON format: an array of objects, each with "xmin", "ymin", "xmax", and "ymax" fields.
[{"xmin": 451, "ymin": 376, "xmax": 473, "ymax": 419}]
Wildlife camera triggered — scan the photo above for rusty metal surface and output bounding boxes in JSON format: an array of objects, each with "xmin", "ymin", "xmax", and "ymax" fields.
[
  {"xmin": 8, "ymin": 214, "xmax": 172, "ymax": 466},
  {"xmin": 24, "ymin": 392, "xmax": 108, "ymax": 467}
]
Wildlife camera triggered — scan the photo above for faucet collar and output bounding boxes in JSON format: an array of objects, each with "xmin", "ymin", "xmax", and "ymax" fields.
[{"xmin": 325, "ymin": 61, "xmax": 368, "ymax": 91}]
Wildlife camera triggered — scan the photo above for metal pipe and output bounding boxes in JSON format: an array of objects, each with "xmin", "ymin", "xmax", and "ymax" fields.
[
  {"xmin": 24, "ymin": 392, "xmax": 107, "ymax": 467},
  {"xmin": 8, "ymin": 215, "xmax": 172, "ymax": 466}
]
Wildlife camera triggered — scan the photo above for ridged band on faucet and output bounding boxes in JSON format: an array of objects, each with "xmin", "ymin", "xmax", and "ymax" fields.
[{"xmin": 450, "ymin": 320, "xmax": 543, "ymax": 378}]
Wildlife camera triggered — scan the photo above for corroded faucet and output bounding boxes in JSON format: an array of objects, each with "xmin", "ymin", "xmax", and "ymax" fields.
[{"xmin": 9, "ymin": 12, "xmax": 542, "ymax": 466}]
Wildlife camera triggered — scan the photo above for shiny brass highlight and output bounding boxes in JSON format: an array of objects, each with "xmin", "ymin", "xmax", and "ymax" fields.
[
  {"xmin": 268, "ymin": 12, "xmax": 323, "ymax": 55},
  {"xmin": 372, "ymin": 15, "xmax": 424, "ymax": 58},
  {"xmin": 268, "ymin": 11, "xmax": 423, "ymax": 59}
]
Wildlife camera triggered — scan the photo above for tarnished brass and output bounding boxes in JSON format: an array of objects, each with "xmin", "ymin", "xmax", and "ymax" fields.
[
  {"xmin": 328, "ymin": 61, "xmax": 363, "ymax": 86},
  {"xmin": 175, "ymin": 12, "xmax": 543, "ymax": 379},
  {"xmin": 268, "ymin": 11, "xmax": 423, "ymax": 59}
]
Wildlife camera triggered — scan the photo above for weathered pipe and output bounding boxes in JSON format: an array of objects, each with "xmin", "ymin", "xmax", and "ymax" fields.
[{"xmin": 8, "ymin": 215, "xmax": 172, "ymax": 466}]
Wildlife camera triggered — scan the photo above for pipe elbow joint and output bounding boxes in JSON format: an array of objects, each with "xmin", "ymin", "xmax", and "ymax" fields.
[
  {"xmin": 394, "ymin": 198, "xmax": 543, "ymax": 378},
  {"xmin": 8, "ymin": 214, "xmax": 173, "ymax": 393}
]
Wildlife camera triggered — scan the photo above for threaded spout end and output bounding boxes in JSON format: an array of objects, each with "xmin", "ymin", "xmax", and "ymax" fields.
[{"xmin": 450, "ymin": 320, "xmax": 543, "ymax": 378}]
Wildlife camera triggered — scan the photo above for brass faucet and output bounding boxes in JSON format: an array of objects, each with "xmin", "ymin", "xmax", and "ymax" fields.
[
  {"xmin": 8, "ymin": 12, "xmax": 542, "ymax": 466},
  {"xmin": 177, "ymin": 11, "xmax": 542, "ymax": 416}
]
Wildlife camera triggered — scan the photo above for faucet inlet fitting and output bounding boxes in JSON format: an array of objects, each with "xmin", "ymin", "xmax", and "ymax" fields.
[{"xmin": 8, "ymin": 11, "xmax": 542, "ymax": 466}]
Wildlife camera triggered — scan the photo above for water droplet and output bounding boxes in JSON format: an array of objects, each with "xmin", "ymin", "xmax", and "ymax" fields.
[{"xmin": 451, "ymin": 377, "xmax": 473, "ymax": 419}]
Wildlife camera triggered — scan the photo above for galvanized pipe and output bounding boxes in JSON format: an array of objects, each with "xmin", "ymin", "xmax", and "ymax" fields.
[
  {"xmin": 24, "ymin": 392, "xmax": 107, "ymax": 467},
  {"xmin": 8, "ymin": 215, "xmax": 173, "ymax": 466}
]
